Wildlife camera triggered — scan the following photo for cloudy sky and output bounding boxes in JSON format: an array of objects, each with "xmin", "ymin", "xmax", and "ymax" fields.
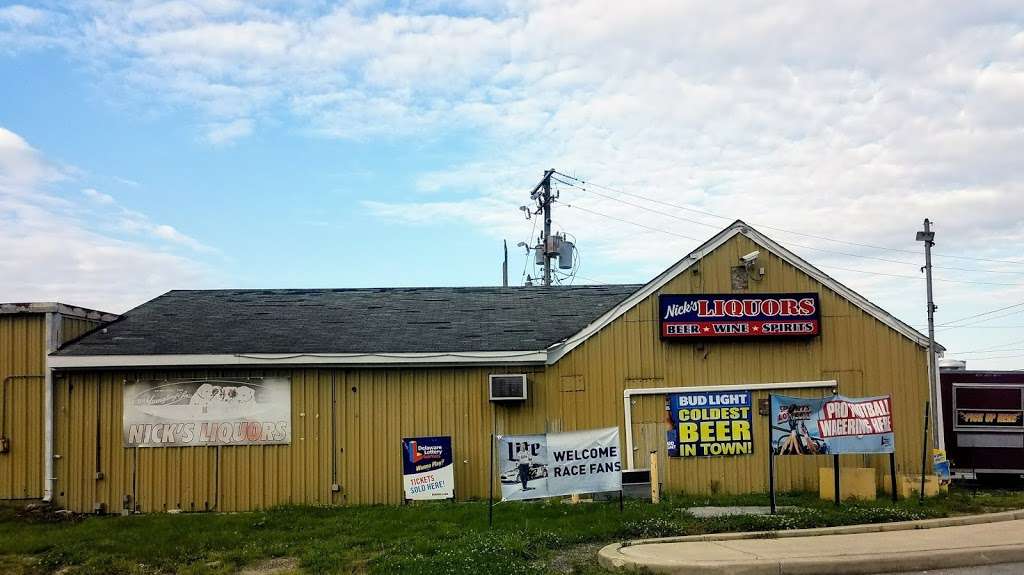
[{"xmin": 1, "ymin": 1, "xmax": 1023, "ymax": 367}]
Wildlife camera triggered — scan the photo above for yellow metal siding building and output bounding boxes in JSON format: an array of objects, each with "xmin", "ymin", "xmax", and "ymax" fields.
[
  {"xmin": 47, "ymin": 222, "xmax": 935, "ymax": 512},
  {"xmin": 0, "ymin": 304, "xmax": 115, "ymax": 500}
]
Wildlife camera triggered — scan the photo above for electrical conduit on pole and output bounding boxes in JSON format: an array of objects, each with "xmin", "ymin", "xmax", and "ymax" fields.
[{"xmin": 917, "ymin": 219, "xmax": 946, "ymax": 453}]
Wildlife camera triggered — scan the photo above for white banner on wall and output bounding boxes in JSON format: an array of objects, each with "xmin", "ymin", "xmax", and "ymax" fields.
[
  {"xmin": 498, "ymin": 427, "xmax": 622, "ymax": 501},
  {"xmin": 123, "ymin": 377, "xmax": 291, "ymax": 447}
]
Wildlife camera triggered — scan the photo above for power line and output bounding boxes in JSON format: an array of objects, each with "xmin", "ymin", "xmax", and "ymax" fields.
[
  {"xmin": 553, "ymin": 170, "xmax": 1024, "ymax": 268},
  {"xmin": 934, "ymin": 301, "xmax": 1024, "ymax": 328},
  {"xmin": 935, "ymin": 307, "xmax": 1024, "ymax": 330},
  {"xmin": 564, "ymin": 202, "xmax": 1021, "ymax": 287},
  {"xmin": 555, "ymin": 175, "xmax": 963, "ymax": 271},
  {"xmin": 948, "ymin": 337, "xmax": 1024, "ymax": 355},
  {"xmin": 952, "ymin": 348, "xmax": 1024, "ymax": 355},
  {"xmin": 952, "ymin": 352, "xmax": 1024, "ymax": 361},
  {"xmin": 565, "ymin": 203, "xmax": 701, "ymax": 241}
]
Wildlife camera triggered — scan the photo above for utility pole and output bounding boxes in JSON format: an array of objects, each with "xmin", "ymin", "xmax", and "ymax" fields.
[
  {"xmin": 519, "ymin": 169, "xmax": 567, "ymax": 287},
  {"xmin": 541, "ymin": 170, "xmax": 553, "ymax": 287},
  {"xmin": 916, "ymin": 218, "xmax": 945, "ymax": 452}
]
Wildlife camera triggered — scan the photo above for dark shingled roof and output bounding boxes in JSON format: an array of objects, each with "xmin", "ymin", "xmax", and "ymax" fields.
[{"xmin": 56, "ymin": 286, "xmax": 642, "ymax": 356}]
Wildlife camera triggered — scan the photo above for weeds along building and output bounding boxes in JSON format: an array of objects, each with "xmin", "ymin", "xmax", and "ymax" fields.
[
  {"xmin": 0, "ymin": 303, "xmax": 117, "ymax": 501},
  {"xmin": 27, "ymin": 221, "xmax": 936, "ymax": 513}
]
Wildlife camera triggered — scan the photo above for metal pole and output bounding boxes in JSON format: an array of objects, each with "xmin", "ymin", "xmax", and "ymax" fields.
[
  {"xmin": 488, "ymin": 433, "xmax": 495, "ymax": 528},
  {"xmin": 920, "ymin": 400, "xmax": 930, "ymax": 503},
  {"xmin": 833, "ymin": 455, "xmax": 841, "ymax": 506},
  {"xmin": 768, "ymin": 394, "xmax": 777, "ymax": 514},
  {"xmin": 890, "ymin": 452, "xmax": 898, "ymax": 502},
  {"xmin": 917, "ymin": 219, "xmax": 945, "ymax": 452},
  {"xmin": 502, "ymin": 240, "xmax": 508, "ymax": 287},
  {"xmin": 542, "ymin": 170, "xmax": 553, "ymax": 287}
]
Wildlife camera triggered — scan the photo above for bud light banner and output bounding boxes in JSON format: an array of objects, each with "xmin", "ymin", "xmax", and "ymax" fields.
[
  {"xmin": 659, "ymin": 293, "xmax": 821, "ymax": 339},
  {"xmin": 770, "ymin": 394, "xmax": 895, "ymax": 455},
  {"xmin": 666, "ymin": 391, "xmax": 753, "ymax": 457},
  {"xmin": 402, "ymin": 436, "xmax": 455, "ymax": 500},
  {"xmin": 498, "ymin": 427, "xmax": 622, "ymax": 501}
]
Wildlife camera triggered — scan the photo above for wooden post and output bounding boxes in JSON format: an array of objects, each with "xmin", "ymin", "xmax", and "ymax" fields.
[
  {"xmin": 833, "ymin": 455, "xmax": 841, "ymax": 506},
  {"xmin": 649, "ymin": 451, "xmax": 660, "ymax": 504},
  {"xmin": 768, "ymin": 394, "xmax": 776, "ymax": 515},
  {"xmin": 889, "ymin": 452, "xmax": 898, "ymax": 502}
]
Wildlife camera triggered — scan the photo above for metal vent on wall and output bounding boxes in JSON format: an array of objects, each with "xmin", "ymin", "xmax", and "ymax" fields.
[{"xmin": 489, "ymin": 374, "xmax": 528, "ymax": 401}]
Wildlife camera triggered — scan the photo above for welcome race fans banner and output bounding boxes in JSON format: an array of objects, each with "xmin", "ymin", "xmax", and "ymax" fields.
[
  {"xmin": 498, "ymin": 427, "xmax": 622, "ymax": 501},
  {"xmin": 401, "ymin": 436, "xmax": 455, "ymax": 500},
  {"xmin": 666, "ymin": 390, "xmax": 753, "ymax": 457},
  {"xmin": 770, "ymin": 394, "xmax": 895, "ymax": 455},
  {"xmin": 123, "ymin": 378, "xmax": 291, "ymax": 447}
]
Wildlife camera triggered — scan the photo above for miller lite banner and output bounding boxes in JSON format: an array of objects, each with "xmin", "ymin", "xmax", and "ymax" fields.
[
  {"xmin": 659, "ymin": 293, "xmax": 821, "ymax": 339},
  {"xmin": 402, "ymin": 436, "xmax": 455, "ymax": 500},
  {"xmin": 498, "ymin": 427, "xmax": 622, "ymax": 501}
]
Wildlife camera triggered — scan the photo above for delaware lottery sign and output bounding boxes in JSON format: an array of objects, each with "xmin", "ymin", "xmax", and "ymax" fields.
[
  {"xmin": 659, "ymin": 293, "xmax": 821, "ymax": 339},
  {"xmin": 401, "ymin": 436, "xmax": 455, "ymax": 500},
  {"xmin": 667, "ymin": 391, "xmax": 753, "ymax": 457}
]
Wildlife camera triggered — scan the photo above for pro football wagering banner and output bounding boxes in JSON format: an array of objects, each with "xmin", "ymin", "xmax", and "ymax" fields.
[
  {"xmin": 498, "ymin": 427, "xmax": 621, "ymax": 501},
  {"xmin": 402, "ymin": 436, "xmax": 455, "ymax": 500},
  {"xmin": 770, "ymin": 394, "xmax": 895, "ymax": 455},
  {"xmin": 659, "ymin": 293, "xmax": 821, "ymax": 339},
  {"xmin": 666, "ymin": 390, "xmax": 753, "ymax": 457}
]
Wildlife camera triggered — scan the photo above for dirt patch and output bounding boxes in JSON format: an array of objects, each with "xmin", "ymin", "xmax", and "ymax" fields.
[
  {"xmin": 238, "ymin": 557, "xmax": 301, "ymax": 574},
  {"xmin": 13, "ymin": 502, "xmax": 84, "ymax": 524},
  {"xmin": 547, "ymin": 542, "xmax": 607, "ymax": 574}
]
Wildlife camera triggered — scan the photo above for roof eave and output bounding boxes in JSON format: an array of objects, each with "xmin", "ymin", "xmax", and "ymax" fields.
[{"xmin": 48, "ymin": 350, "xmax": 548, "ymax": 369}]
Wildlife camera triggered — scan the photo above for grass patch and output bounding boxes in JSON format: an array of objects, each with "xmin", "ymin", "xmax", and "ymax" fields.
[{"xmin": 1, "ymin": 486, "xmax": 1023, "ymax": 574}]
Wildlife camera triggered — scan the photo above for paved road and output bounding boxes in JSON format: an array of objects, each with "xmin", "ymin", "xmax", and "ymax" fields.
[{"xmin": 878, "ymin": 564, "xmax": 1024, "ymax": 575}]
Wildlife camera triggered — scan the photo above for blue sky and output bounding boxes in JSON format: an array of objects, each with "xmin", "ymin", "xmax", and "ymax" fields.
[{"xmin": 1, "ymin": 1, "xmax": 1024, "ymax": 368}]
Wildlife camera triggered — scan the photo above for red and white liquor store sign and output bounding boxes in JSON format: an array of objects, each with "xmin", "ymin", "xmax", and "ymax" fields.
[{"xmin": 659, "ymin": 293, "xmax": 821, "ymax": 339}]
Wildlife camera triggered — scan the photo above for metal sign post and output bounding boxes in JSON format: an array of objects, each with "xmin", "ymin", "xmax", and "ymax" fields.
[
  {"xmin": 488, "ymin": 432, "xmax": 495, "ymax": 528},
  {"xmin": 889, "ymin": 452, "xmax": 899, "ymax": 502},
  {"xmin": 833, "ymin": 455, "xmax": 841, "ymax": 506},
  {"xmin": 768, "ymin": 394, "xmax": 777, "ymax": 514}
]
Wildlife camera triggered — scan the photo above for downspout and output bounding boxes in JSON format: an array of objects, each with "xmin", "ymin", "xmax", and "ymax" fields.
[
  {"xmin": 622, "ymin": 380, "xmax": 837, "ymax": 469},
  {"xmin": 43, "ymin": 312, "xmax": 61, "ymax": 502}
]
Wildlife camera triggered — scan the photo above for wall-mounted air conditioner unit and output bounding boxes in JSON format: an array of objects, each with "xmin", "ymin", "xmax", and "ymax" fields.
[{"xmin": 489, "ymin": 374, "xmax": 528, "ymax": 402}]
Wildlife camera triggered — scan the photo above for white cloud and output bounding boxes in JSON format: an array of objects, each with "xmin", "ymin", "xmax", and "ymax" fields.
[
  {"xmin": 3, "ymin": 2, "xmax": 1024, "ymax": 365},
  {"xmin": 81, "ymin": 187, "xmax": 115, "ymax": 204},
  {"xmin": 0, "ymin": 127, "xmax": 217, "ymax": 312},
  {"xmin": 0, "ymin": 5, "xmax": 47, "ymax": 27},
  {"xmin": 204, "ymin": 117, "xmax": 253, "ymax": 144}
]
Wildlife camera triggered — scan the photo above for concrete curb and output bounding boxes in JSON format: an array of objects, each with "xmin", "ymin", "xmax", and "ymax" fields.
[{"xmin": 598, "ymin": 509, "xmax": 1024, "ymax": 574}]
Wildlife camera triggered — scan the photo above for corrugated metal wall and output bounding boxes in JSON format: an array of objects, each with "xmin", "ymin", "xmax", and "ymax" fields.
[
  {"xmin": 544, "ymin": 234, "xmax": 930, "ymax": 495},
  {"xmin": 52, "ymin": 234, "xmax": 931, "ymax": 512},
  {"xmin": 61, "ymin": 316, "xmax": 104, "ymax": 345},
  {"xmin": 0, "ymin": 315, "xmax": 46, "ymax": 499},
  {"xmin": 0, "ymin": 313, "xmax": 107, "ymax": 501}
]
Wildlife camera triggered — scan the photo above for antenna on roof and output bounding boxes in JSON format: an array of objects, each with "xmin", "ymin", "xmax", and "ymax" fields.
[{"xmin": 502, "ymin": 240, "xmax": 508, "ymax": 287}]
